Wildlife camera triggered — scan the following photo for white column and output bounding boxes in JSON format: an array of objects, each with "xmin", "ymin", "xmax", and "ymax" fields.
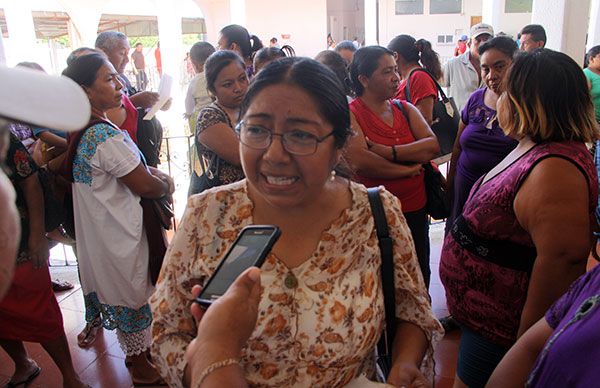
[
  {"xmin": 588, "ymin": 0, "xmax": 600, "ymax": 50},
  {"xmin": 230, "ymin": 0, "xmax": 246, "ymax": 26},
  {"xmin": 196, "ymin": 0, "xmax": 232, "ymax": 44},
  {"xmin": 364, "ymin": 0, "xmax": 377, "ymax": 45},
  {"xmin": 65, "ymin": 10, "xmax": 102, "ymax": 48},
  {"xmin": 58, "ymin": 0, "xmax": 109, "ymax": 47},
  {"xmin": 482, "ymin": 0, "xmax": 503, "ymax": 32},
  {"xmin": 157, "ymin": 0, "xmax": 184, "ymax": 81},
  {"xmin": 0, "ymin": 33, "xmax": 5, "ymax": 66},
  {"xmin": 3, "ymin": 0, "xmax": 37, "ymax": 64},
  {"xmin": 532, "ymin": 0, "xmax": 590, "ymax": 65}
]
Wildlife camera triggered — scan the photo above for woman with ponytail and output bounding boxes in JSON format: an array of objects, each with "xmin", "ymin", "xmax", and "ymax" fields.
[
  {"xmin": 218, "ymin": 24, "xmax": 264, "ymax": 78},
  {"xmin": 388, "ymin": 35, "xmax": 442, "ymax": 125}
]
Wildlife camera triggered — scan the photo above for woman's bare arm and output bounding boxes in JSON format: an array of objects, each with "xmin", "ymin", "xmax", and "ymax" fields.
[
  {"xmin": 514, "ymin": 157, "xmax": 590, "ymax": 336},
  {"xmin": 366, "ymin": 103, "xmax": 440, "ymax": 163},
  {"xmin": 197, "ymin": 122, "xmax": 241, "ymax": 166},
  {"xmin": 346, "ymin": 112, "xmax": 423, "ymax": 179},
  {"xmin": 487, "ymin": 318, "xmax": 553, "ymax": 388}
]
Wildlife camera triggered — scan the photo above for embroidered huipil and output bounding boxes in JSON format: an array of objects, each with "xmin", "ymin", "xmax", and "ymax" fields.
[
  {"xmin": 150, "ymin": 180, "xmax": 442, "ymax": 387},
  {"xmin": 72, "ymin": 123, "xmax": 154, "ymax": 332}
]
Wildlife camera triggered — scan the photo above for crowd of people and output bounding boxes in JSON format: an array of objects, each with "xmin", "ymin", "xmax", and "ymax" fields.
[{"xmin": 1, "ymin": 19, "xmax": 600, "ymax": 388}]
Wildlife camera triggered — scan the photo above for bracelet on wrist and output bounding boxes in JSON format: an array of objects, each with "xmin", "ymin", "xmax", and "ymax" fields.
[
  {"xmin": 194, "ymin": 358, "xmax": 240, "ymax": 388},
  {"xmin": 391, "ymin": 145, "xmax": 398, "ymax": 163}
]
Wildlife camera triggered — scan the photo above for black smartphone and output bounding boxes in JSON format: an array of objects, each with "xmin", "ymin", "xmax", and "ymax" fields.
[{"xmin": 195, "ymin": 225, "xmax": 281, "ymax": 307}]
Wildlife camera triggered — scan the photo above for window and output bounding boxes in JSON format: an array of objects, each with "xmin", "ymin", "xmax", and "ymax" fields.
[
  {"xmin": 430, "ymin": 0, "xmax": 462, "ymax": 14},
  {"xmin": 395, "ymin": 0, "xmax": 424, "ymax": 15},
  {"xmin": 437, "ymin": 34, "xmax": 454, "ymax": 44},
  {"xmin": 505, "ymin": 0, "xmax": 533, "ymax": 13}
]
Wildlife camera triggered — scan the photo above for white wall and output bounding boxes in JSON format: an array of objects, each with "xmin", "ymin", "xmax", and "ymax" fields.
[
  {"xmin": 379, "ymin": 0, "xmax": 531, "ymax": 60},
  {"xmin": 196, "ymin": 0, "xmax": 231, "ymax": 45},
  {"xmin": 245, "ymin": 0, "xmax": 328, "ymax": 57},
  {"xmin": 327, "ymin": 0, "xmax": 365, "ymax": 44}
]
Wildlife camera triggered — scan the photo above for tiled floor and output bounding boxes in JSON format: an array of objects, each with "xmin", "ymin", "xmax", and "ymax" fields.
[{"xmin": 0, "ymin": 222, "xmax": 460, "ymax": 388}]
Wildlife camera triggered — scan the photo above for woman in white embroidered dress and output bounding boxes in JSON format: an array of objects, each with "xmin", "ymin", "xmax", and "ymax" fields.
[
  {"xmin": 150, "ymin": 57, "xmax": 442, "ymax": 387},
  {"xmin": 62, "ymin": 53, "xmax": 174, "ymax": 385}
]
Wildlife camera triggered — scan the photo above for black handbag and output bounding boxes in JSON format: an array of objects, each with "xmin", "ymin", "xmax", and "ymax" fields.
[
  {"xmin": 367, "ymin": 187, "xmax": 396, "ymax": 380},
  {"xmin": 404, "ymin": 68, "xmax": 459, "ymax": 160},
  {"xmin": 422, "ymin": 162, "xmax": 450, "ymax": 220},
  {"xmin": 392, "ymin": 100, "xmax": 451, "ymax": 219}
]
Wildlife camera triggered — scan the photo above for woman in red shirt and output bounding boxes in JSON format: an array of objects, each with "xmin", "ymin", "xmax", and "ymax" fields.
[
  {"xmin": 347, "ymin": 46, "xmax": 440, "ymax": 287},
  {"xmin": 388, "ymin": 35, "xmax": 442, "ymax": 126}
]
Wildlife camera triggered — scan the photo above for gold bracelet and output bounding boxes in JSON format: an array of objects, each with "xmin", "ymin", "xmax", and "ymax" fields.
[{"xmin": 194, "ymin": 358, "xmax": 240, "ymax": 388}]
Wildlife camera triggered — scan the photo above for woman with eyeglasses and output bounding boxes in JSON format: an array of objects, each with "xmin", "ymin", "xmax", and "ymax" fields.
[
  {"xmin": 346, "ymin": 46, "xmax": 440, "ymax": 289},
  {"xmin": 151, "ymin": 57, "xmax": 442, "ymax": 387},
  {"xmin": 188, "ymin": 50, "xmax": 248, "ymax": 196}
]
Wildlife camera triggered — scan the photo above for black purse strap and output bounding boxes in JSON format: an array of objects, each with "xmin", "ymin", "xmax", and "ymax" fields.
[
  {"xmin": 403, "ymin": 67, "xmax": 450, "ymax": 104},
  {"xmin": 367, "ymin": 187, "xmax": 396, "ymax": 367},
  {"xmin": 392, "ymin": 99, "xmax": 410, "ymax": 124}
]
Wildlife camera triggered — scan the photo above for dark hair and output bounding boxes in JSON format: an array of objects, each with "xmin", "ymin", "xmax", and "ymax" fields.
[
  {"xmin": 520, "ymin": 24, "xmax": 547, "ymax": 45},
  {"xmin": 16, "ymin": 62, "xmax": 44, "ymax": 72},
  {"xmin": 478, "ymin": 36, "xmax": 518, "ymax": 58},
  {"xmin": 204, "ymin": 50, "xmax": 246, "ymax": 94},
  {"xmin": 270, "ymin": 37, "xmax": 277, "ymax": 43},
  {"xmin": 585, "ymin": 45, "xmax": 600, "ymax": 68},
  {"xmin": 503, "ymin": 49, "xmax": 598, "ymax": 143},
  {"xmin": 190, "ymin": 42, "xmax": 216, "ymax": 65},
  {"xmin": 335, "ymin": 40, "xmax": 357, "ymax": 53},
  {"xmin": 67, "ymin": 47, "xmax": 98, "ymax": 66},
  {"xmin": 253, "ymin": 46, "xmax": 297, "ymax": 73},
  {"xmin": 220, "ymin": 24, "xmax": 263, "ymax": 60},
  {"xmin": 387, "ymin": 35, "xmax": 442, "ymax": 80},
  {"xmin": 241, "ymin": 57, "xmax": 351, "ymax": 149},
  {"xmin": 349, "ymin": 46, "xmax": 395, "ymax": 97},
  {"xmin": 315, "ymin": 50, "xmax": 352, "ymax": 97},
  {"xmin": 62, "ymin": 53, "xmax": 108, "ymax": 88},
  {"xmin": 135, "ymin": 42, "xmax": 142, "ymax": 47},
  {"xmin": 254, "ymin": 47, "xmax": 286, "ymax": 65}
]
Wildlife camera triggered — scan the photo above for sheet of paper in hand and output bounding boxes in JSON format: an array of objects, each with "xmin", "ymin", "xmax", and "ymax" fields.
[{"xmin": 143, "ymin": 74, "xmax": 173, "ymax": 120}]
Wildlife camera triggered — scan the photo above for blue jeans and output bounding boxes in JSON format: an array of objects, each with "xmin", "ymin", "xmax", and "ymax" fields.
[{"xmin": 456, "ymin": 326, "xmax": 509, "ymax": 388}]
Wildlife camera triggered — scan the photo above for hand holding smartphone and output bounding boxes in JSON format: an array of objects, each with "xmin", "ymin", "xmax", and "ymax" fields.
[{"xmin": 195, "ymin": 225, "xmax": 280, "ymax": 308}]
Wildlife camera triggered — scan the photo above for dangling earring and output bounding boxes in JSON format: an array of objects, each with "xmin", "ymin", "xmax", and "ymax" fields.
[{"xmin": 330, "ymin": 170, "xmax": 336, "ymax": 181}]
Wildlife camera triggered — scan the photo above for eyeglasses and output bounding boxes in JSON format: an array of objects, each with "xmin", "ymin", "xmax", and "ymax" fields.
[{"xmin": 236, "ymin": 121, "xmax": 335, "ymax": 156}]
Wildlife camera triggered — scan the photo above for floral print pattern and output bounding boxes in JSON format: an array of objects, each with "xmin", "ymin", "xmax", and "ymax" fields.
[
  {"xmin": 195, "ymin": 103, "xmax": 245, "ymax": 186},
  {"xmin": 150, "ymin": 180, "xmax": 442, "ymax": 387},
  {"xmin": 84, "ymin": 292, "xmax": 153, "ymax": 333},
  {"xmin": 5, "ymin": 132, "xmax": 38, "ymax": 264},
  {"xmin": 441, "ymin": 141, "xmax": 597, "ymax": 347}
]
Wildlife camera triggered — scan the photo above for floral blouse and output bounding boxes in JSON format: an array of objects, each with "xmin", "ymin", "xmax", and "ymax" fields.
[
  {"xmin": 150, "ymin": 180, "xmax": 442, "ymax": 387},
  {"xmin": 194, "ymin": 102, "xmax": 245, "ymax": 187}
]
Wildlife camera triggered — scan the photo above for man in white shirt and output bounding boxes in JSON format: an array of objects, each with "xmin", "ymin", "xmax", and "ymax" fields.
[{"xmin": 442, "ymin": 23, "xmax": 494, "ymax": 111}]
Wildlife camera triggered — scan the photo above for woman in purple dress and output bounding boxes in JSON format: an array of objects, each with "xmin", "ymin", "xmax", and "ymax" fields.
[
  {"xmin": 446, "ymin": 36, "xmax": 518, "ymax": 229},
  {"xmin": 488, "ymin": 263, "xmax": 600, "ymax": 387}
]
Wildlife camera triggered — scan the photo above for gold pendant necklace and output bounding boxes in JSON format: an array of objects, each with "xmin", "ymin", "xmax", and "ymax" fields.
[{"xmin": 284, "ymin": 272, "xmax": 298, "ymax": 289}]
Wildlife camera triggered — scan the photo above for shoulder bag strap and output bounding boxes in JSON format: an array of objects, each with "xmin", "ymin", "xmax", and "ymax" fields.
[
  {"xmin": 404, "ymin": 67, "xmax": 451, "ymax": 103},
  {"xmin": 367, "ymin": 187, "xmax": 396, "ymax": 362},
  {"xmin": 392, "ymin": 99, "xmax": 410, "ymax": 125}
]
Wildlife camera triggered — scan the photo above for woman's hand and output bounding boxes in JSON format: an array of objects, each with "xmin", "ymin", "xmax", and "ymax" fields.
[
  {"xmin": 148, "ymin": 167, "xmax": 175, "ymax": 195},
  {"xmin": 28, "ymin": 233, "xmax": 49, "ymax": 269},
  {"xmin": 184, "ymin": 267, "xmax": 260, "ymax": 387},
  {"xmin": 387, "ymin": 361, "xmax": 430, "ymax": 388},
  {"xmin": 188, "ymin": 267, "xmax": 261, "ymax": 356},
  {"xmin": 404, "ymin": 164, "xmax": 423, "ymax": 177}
]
